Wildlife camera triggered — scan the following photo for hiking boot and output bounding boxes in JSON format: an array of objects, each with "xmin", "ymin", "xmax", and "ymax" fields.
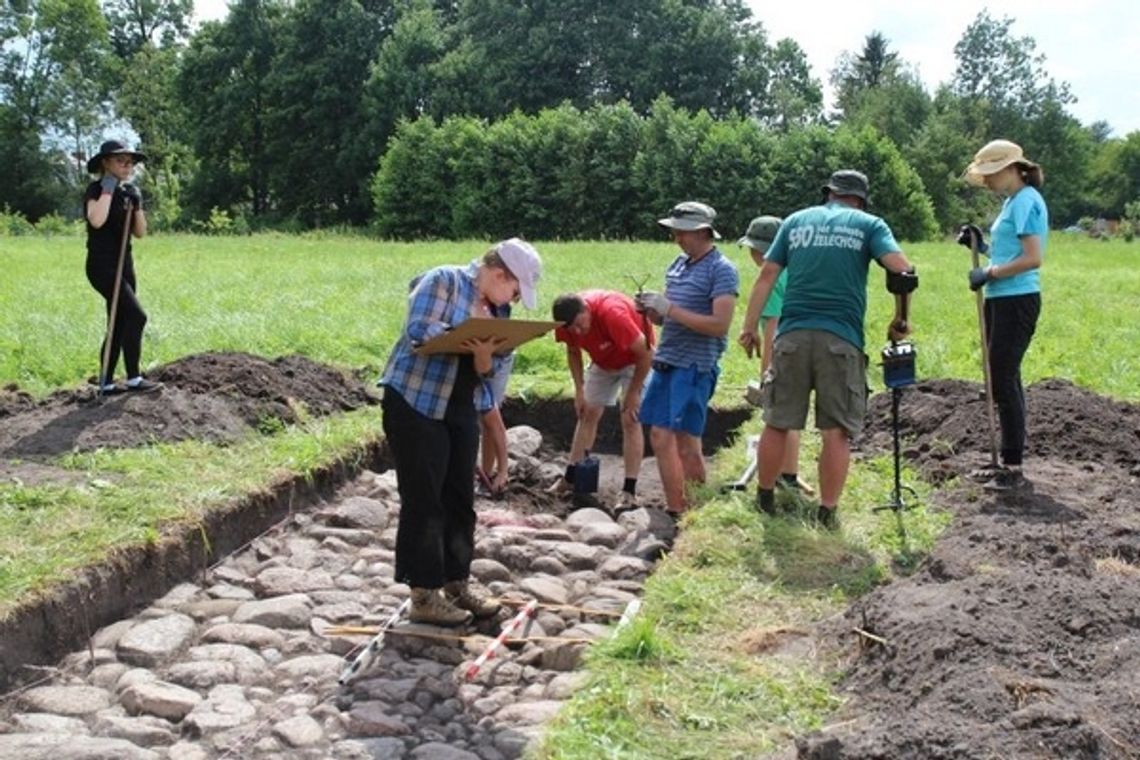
[
  {"xmin": 815, "ymin": 505, "xmax": 839, "ymax": 531},
  {"xmin": 443, "ymin": 580, "xmax": 500, "ymax": 618},
  {"xmin": 983, "ymin": 467, "xmax": 1027, "ymax": 492},
  {"xmin": 612, "ymin": 490, "xmax": 638, "ymax": 516},
  {"xmin": 409, "ymin": 587, "xmax": 474, "ymax": 626},
  {"xmin": 126, "ymin": 377, "xmax": 163, "ymax": 393},
  {"xmin": 546, "ymin": 478, "xmax": 573, "ymax": 496}
]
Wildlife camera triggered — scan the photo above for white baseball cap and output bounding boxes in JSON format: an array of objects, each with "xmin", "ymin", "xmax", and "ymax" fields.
[{"xmin": 496, "ymin": 237, "xmax": 542, "ymax": 310}]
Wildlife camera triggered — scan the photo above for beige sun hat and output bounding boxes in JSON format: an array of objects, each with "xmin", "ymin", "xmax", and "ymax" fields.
[{"xmin": 963, "ymin": 140, "xmax": 1038, "ymax": 187}]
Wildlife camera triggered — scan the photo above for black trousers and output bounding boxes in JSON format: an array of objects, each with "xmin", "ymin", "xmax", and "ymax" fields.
[
  {"xmin": 984, "ymin": 293, "xmax": 1040, "ymax": 467},
  {"xmin": 382, "ymin": 380, "xmax": 479, "ymax": 589},
  {"xmin": 86, "ymin": 259, "xmax": 147, "ymax": 380}
]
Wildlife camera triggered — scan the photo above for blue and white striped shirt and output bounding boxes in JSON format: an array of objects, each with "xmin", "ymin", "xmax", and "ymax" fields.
[{"xmin": 654, "ymin": 247, "xmax": 739, "ymax": 371}]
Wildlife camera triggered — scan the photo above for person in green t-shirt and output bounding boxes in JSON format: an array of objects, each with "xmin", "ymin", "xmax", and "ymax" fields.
[{"xmin": 737, "ymin": 215, "xmax": 814, "ymax": 498}]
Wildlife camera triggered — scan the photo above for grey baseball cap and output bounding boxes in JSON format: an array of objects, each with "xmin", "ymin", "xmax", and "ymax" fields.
[
  {"xmin": 657, "ymin": 201, "xmax": 721, "ymax": 239},
  {"xmin": 822, "ymin": 170, "xmax": 870, "ymax": 204},
  {"xmin": 737, "ymin": 215, "xmax": 782, "ymax": 253}
]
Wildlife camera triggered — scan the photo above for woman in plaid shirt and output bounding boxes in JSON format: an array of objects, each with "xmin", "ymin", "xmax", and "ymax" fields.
[{"xmin": 379, "ymin": 238, "xmax": 542, "ymax": 626}]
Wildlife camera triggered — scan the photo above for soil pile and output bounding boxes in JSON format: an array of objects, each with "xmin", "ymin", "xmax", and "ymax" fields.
[
  {"xmin": 799, "ymin": 379, "xmax": 1140, "ymax": 759},
  {"xmin": 0, "ymin": 352, "xmax": 377, "ymax": 463}
]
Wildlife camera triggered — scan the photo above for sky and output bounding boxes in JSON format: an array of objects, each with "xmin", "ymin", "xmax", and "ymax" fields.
[{"xmin": 191, "ymin": 0, "xmax": 1139, "ymax": 137}]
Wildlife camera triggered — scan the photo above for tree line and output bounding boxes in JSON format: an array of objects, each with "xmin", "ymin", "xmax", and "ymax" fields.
[{"xmin": 2, "ymin": 0, "xmax": 1137, "ymax": 238}]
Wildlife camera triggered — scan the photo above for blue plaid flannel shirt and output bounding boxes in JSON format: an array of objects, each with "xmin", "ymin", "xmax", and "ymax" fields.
[{"xmin": 380, "ymin": 264, "xmax": 495, "ymax": 419}]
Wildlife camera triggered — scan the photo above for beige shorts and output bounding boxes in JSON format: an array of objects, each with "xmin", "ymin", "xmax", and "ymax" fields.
[
  {"xmin": 761, "ymin": 329, "xmax": 868, "ymax": 436},
  {"xmin": 583, "ymin": 364, "xmax": 636, "ymax": 408}
]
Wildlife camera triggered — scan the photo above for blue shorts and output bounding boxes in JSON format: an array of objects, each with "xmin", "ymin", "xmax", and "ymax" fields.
[{"xmin": 640, "ymin": 362, "xmax": 718, "ymax": 436}]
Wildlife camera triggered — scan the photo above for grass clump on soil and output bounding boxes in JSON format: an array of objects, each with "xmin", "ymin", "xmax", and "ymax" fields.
[
  {"xmin": 537, "ymin": 428, "xmax": 951, "ymax": 759},
  {"xmin": 0, "ymin": 406, "xmax": 381, "ymax": 618}
]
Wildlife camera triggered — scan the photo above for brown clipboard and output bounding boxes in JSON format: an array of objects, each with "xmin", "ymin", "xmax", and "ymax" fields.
[{"xmin": 413, "ymin": 317, "xmax": 561, "ymax": 356}]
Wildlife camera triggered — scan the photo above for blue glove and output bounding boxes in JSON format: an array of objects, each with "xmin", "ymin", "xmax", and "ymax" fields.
[
  {"xmin": 968, "ymin": 267, "xmax": 992, "ymax": 291},
  {"xmin": 99, "ymin": 175, "xmax": 118, "ymax": 194},
  {"xmin": 635, "ymin": 291, "xmax": 671, "ymax": 318},
  {"xmin": 956, "ymin": 223, "xmax": 989, "ymax": 255},
  {"xmin": 121, "ymin": 182, "xmax": 142, "ymax": 209}
]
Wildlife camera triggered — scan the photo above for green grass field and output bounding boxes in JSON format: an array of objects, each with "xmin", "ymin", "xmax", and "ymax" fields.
[
  {"xmin": 2, "ymin": 232, "xmax": 1137, "ymax": 756},
  {"xmin": 3, "ymin": 232, "xmax": 1137, "ymax": 400}
]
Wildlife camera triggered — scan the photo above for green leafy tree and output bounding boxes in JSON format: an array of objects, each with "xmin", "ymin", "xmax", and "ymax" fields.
[
  {"xmin": 116, "ymin": 43, "xmax": 191, "ymax": 228},
  {"xmin": 951, "ymin": 10, "xmax": 1073, "ymax": 138},
  {"xmin": 179, "ymin": 0, "xmax": 282, "ymax": 219},
  {"xmin": 364, "ymin": 0, "xmax": 448, "ymax": 168},
  {"xmin": 103, "ymin": 0, "xmax": 192, "ymax": 58},
  {"xmin": 263, "ymin": 0, "xmax": 392, "ymax": 226},
  {"xmin": 0, "ymin": 0, "xmax": 112, "ymax": 215},
  {"xmin": 831, "ymin": 31, "xmax": 900, "ymax": 117},
  {"xmin": 1088, "ymin": 132, "xmax": 1140, "ymax": 218},
  {"xmin": 761, "ymin": 38, "xmax": 823, "ymax": 130}
]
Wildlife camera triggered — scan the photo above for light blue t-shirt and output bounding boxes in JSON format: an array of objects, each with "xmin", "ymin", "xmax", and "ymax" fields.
[
  {"xmin": 655, "ymin": 247, "xmax": 739, "ymax": 372},
  {"xmin": 765, "ymin": 202, "xmax": 900, "ymax": 351},
  {"xmin": 985, "ymin": 186, "xmax": 1048, "ymax": 298}
]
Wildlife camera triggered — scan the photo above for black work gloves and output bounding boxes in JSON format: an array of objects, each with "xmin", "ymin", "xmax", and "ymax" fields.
[
  {"xmin": 968, "ymin": 267, "xmax": 992, "ymax": 291},
  {"xmin": 121, "ymin": 183, "xmax": 143, "ymax": 210},
  {"xmin": 956, "ymin": 223, "xmax": 989, "ymax": 255}
]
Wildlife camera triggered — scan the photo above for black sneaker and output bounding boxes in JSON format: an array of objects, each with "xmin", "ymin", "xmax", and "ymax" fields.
[
  {"xmin": 91, "ymin": 379, "xmax": 125, "ymax": 395},
  {"xmin": 815, "ymin": 505, "xmax": 839, "ymax": 531},
  {"xmin": 983, "ymin": 468, "xmax": 1026, "ymax": 492},
  {"xmin": 125, "ymin": 377, "xmax": 163, "ymax": 393},
  {"xmin": 755, "ymin": 488, "xmax": 776, "ymax": 516}
]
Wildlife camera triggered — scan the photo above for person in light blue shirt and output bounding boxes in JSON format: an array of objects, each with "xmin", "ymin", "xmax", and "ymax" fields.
[{"xmin": 961, "ymin": 139, "xmax": 1048, "ymax": 492}]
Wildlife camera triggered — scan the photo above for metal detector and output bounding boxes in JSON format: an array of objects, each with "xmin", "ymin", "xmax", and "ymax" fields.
[
  {"xmin": 875, "ymin": 278, "xmax": 919, "ymax": 514},
  {"xmin": 875, "ymin": 340, "xmax": 918, "ymax": 512}
]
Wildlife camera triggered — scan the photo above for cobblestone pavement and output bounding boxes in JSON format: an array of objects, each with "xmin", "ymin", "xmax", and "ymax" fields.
[{"xmin": 0, "ymin": 432, "xmax": 674, "ymax": 759}]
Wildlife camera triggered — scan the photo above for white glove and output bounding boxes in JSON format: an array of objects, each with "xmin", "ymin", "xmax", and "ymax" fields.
[{"xmin": 636, "ymin": 290, "xmax": 671, "ymax": 319}]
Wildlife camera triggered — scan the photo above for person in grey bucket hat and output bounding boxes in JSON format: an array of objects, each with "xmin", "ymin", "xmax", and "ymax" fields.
[
  {"xmin": 657, "ymin": 201, "xmax": 721, "ymax": 239},
  {"xmin": 636, "ymin": 200, "xmax": 739, "ymax": 518},
  {"xmin": 822, "ymin": 170, "xmax": 870, "ymax": 207}
]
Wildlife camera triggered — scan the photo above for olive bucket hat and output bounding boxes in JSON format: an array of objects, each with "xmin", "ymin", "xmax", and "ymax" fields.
[
  {"xmin": 821, "ymin": 170, "xmax": 870, "ymax": 205},
  {"xmin": 737, "ymin": 215, "xmax": 783, "ymax": 253},
  {"xmin": 87, "ymin": 140, "xmax": 147, "ymax": 174},
  {"xmin": 657, "ymin": 201, "xmax": 721, "ymax": 239},
  {"xmin": 962, "ymin": 139, "xmax": 1038, "ymax": 187}
]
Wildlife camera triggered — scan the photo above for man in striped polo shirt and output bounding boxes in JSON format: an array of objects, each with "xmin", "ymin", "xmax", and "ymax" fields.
[{"xmin": 635, "ymin": 202, "xmax": 739, "ymax": 519}]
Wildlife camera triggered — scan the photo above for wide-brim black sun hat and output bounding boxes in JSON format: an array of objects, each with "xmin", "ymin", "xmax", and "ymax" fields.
[{"xmin": 87, "ymin": 140, "xmax": 147, "ymax": 174}]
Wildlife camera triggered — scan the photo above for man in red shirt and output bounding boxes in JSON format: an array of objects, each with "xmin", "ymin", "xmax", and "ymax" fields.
[{"xmin": 548, "ymin": 290, "xmax": 655, "ymax": 512}]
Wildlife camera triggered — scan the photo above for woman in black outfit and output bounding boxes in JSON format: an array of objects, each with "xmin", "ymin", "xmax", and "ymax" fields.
[{"xmin": 85, "ymin": 140, "xmax": 161, "ymax": 393}]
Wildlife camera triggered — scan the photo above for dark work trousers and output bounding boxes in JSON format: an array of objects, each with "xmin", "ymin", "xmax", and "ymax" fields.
[
  {"xmin": 984, "ymin": 293, "xmax": 1041, "ymax": 467},
  {"xmin": 382, "ymin": 361, "xmax": 479, "ymax": 589},
  {"xmin": 86, "ymin": 258, "xmax": 147, "ymax": 380}
]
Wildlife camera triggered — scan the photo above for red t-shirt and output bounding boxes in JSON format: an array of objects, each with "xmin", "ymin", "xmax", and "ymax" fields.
[{"xmin": 554, "ymin": 290, "xmax": 654, "ymax": 370}]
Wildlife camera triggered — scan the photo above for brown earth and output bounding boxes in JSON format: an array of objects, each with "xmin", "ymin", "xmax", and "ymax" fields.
[
  {"xmin": 796, "ymin": 379, "xmax": 1140, "ymax": 759},
  {"xmin": 0, "ymin": 351, "xmax": 379, "ymax": 473}
]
